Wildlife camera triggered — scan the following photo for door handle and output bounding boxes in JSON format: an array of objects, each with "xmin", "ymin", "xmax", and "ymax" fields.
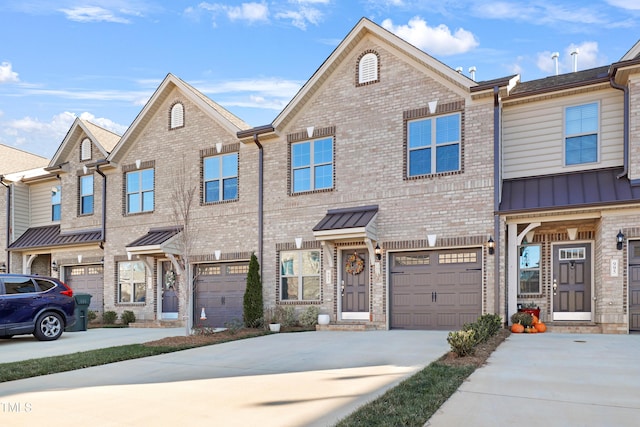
[{"xmin": 553, "ymin": 278, "xmax": 557, "ymax": 295}]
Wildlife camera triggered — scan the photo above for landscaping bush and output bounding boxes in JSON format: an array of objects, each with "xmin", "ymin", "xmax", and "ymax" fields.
[
  {"xmin": 121, "ymin": 310, "xmax": 136, "ymax": 326},
  {"xmin": 224, "ymin": 319, "xmax": 244, "ymax": 335},
  {"xmin": 447, "ymin": 330, "xmax": 476, "ymax": 357},
  {"xmin": 102, "ymin": 310, "xmax": 117, "ymax": 325},
  {"xmin": 243, "ymin": 253, "xmax": 263, "ymax": 328},
  {"xmin": 87, "ymin": 310, "xmax": 98, "ymax": 323},
  {"xmin": 510, "ymin": 311, "xmax": 534, "ymax": 327},
  {"xmin": 275, "ymin": 305, "xmax": 297, "ymax": 327},
  {"xmin": 299, "ymin": 306, "xmax": 320, "ymax": 328},
  {"xmin": 463, "ymin": 313, "xmax": 502, "ymax": 344}
]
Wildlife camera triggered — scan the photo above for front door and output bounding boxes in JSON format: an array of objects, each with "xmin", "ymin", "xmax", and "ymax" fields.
[
  {"xmin": 553, "ymin": 243, "xmax": 591, "ymax": 321},
  {"xmin": 161, "ymin": 261, "xmax": 179, "ymax": 319},
  {"xmin": 341, "ymin": 249, "xmax": 369, "ymax": 320},
  {"xmin": 629, "ymin": 241, "xmax": 640, "ymax": 331}
]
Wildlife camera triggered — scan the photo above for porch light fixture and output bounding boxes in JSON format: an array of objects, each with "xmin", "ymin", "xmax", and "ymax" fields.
[
  {"xmin": 617, "ymin": 230, "xmax": 624, "ymax": 250},
  {"xmin": 51, "ymin": 261, "xmax": 58, "ymax": 272},
  {"xmin": 375, "ymin": 243, "xmax": 381, "ymax": 261},
  {"xmin": 488, "ymin": 237, "xmax": 495, "ymax": 255},
  {"xmin": 0, "ymin": 262, "xmax": 6, "ymax": 273}
]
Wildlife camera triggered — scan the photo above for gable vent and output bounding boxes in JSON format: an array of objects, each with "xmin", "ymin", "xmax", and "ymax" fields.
[{"xmin": 358, "ymin": 52, "xmax": 378, "ymax": 84}]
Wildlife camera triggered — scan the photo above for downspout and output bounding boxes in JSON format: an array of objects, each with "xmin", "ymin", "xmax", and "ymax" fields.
[
  {"xmin": 1, "ymin": 176, "xmax": 10, "ymax": 273},
  {"xmin": 253, "ymin": 134, "xmax": 264, "ymax": 274},
  {"xmin": 610, "ymin": 73, "xmax": 629, "ymax": 179},
  {"xmin": 95, "ymin": 163, "xmax": 107, "ymax": 244},
  {"xmin": 492, "ymin": 86, "xmax": 502, "ymax": 318}
]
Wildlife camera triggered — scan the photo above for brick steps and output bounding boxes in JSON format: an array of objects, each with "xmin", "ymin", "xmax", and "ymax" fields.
[
  {"xmin": 316, "ymin": 322, "xmax": 379, "ymax": 331},
  {"xmin": 129, "ymin": 320, "xmax": 185, "ymax": 328},
  {"xmin": 546, "ymin": 322, "xmax": 602, "ymax": 334}
]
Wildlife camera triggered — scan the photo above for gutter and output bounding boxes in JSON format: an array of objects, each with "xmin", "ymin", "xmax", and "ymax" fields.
[
  {"xmin": 492, "ymin": 86, "xmax": 501, "ymax": 317},
  {"xmin": 609, "ymin": 72, "xmax": 629, "ymax": 180},
  {"xmin": 0, "ymin": 175, "xmax": 10, "ymax": 273},
  {"xmin": 253, "ymin": 134, "xmax": 264, "ymax": 273},
  {"xmin": 94, "ymin": 160, "xmax": 108, "ymax": 245}
]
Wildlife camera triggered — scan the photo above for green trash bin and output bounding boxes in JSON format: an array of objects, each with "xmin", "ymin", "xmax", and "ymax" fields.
[{"xmin": 66, "ymin": 293, "xmax": 92, "ymax": 332}]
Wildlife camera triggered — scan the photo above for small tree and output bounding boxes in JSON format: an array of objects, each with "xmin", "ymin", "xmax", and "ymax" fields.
[{"xmin": 243, "ymin": 253, "xmax": 263, "ymax": 327}]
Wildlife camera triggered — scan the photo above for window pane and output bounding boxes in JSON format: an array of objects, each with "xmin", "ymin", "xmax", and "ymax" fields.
[
  {"xmin": 282, "ymin": 277, "xmax": 298, "ymax": 300},
  {"xmin": 408, "ymin": 119, "xmax": 431, "ymax": 149},
  {"xmin": 204, "ymin": 157, "xmax": 220, "ymax": 180},
  {"xmin": 223, "ymin": 177, "xmax": 238, "ymax": 200},
  {"xmin": 409, "ymin": 148, "xmax": 431, "ymax": 176},
  {"xmin": 292, "ymin": 142, "xmax": 310, "ymax": 168},
  {"xmin": 134, "ymin": 283, "xmax": 146, "ymax": 302},
  {"xmin": 519, "ymin": 270, "xmax": 540, "ymax": 293},
  {"xmin": 126, "ymin": 172, "xmax": 139, "ymax": 193},
  {"xmin": 222, "ymin": 153, "xmax": 238, "ymax": 177},
  {"xmin": 280, "ymin": 252, "xmax": 296, "ymax": 276},
  {"xmin": 436, "ymin": 144, "xmax": 459, "ymax": 172},
  {"xmin": 81, "ymin": 176, "xmax": 93, "ymax": 194},
  {"xmin": 566, "ymin": 103, "xmax": 598, "ymax": 134},
  {"xmin": 141, "ymin": 169, "xmax": 154, "ymax": 191},
  {"xmin": 293, "ymin": 168, "xmax": 311, "ymax": 192},
  {"xmin": 314, "ymin": 138, "xmax": 332, "ymax": 164},
  {"xmin": 519, "ymin": 246, "xmax": 540, "ymax": 269},
  {"xmin": 302, "ymin": 276, "xmax": 320, "ymax": 300},
  {"xmin": 82, "ymin": 195, "xmax": 94, "ymax": 214},
  {"xmin": 128, "ymin": 193, "xmax": 140, "ymax": 213},
  {"xmin": 436, "ymin": 115, "xmax": 460, "ymax": 144},
  {"xmin": 119, "ymin": 283, "xmax": 132, "ymax": 302},
  {"xmin": 314, "ymin": 164, "xmax": 332, "ymax": 189},
  {"xmin": 205, "ymin": 180, "xmax": 220, "ymax": 202},
  {"xmin": 566, "ymin": 135, "xmax": 597, "ymax": 165},
  {"xmin": 142, "ymin": 191, "xmax": 154, "ymax": 211},
  {"xmin": 52, "ymin": 204, "xmax": 61, "ymax": 221},
  {"xmin": 302, "ymin": 251, "xmax": 320, "ymax": 275}
]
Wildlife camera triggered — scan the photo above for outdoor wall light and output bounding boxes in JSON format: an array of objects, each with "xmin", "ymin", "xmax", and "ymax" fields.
[
  {"xmin": 0, "ymin": 262, "xmax": 6, "ymax": 273},
  {"xmin": 488, "ymin": 236, "xmax": 495, "ymax": 255},
  {"xmin": 51, "ymin": 261, "xmax": 58, "ymax": 272},
  {"xmin": 375, "ymin": 243, "xmax": 381, "ymax": 261},
  {"xmin": 617, "ymin": 230, "xmax": 624, "ymax": 250}
]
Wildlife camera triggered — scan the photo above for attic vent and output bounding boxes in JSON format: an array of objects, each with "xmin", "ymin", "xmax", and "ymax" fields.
[
  {"xmin": 80, "ymin": 138, "xmax": 92, "ymax": 161},
  {"xmin": 358, "ymin": 52, "xmax": 379, "ymax": 85},
  {"xmin": 170, "ymin": 102, "xmax": 184, "ymax": 129}
]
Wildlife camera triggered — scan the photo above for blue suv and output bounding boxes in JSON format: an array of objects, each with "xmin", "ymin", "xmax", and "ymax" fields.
[{"xmin": 0, "ymin": 274, "xmax": 76, "ymax": 341}]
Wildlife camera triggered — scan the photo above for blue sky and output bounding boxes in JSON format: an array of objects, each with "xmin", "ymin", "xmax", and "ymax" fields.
[{"xmin": 0, "ymin": 0, "xmax": 638, "ymax": 158}]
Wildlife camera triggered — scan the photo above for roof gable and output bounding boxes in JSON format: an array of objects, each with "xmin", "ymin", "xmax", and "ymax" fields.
[
  {"xmin": 0, "ymin": 144, "xmax": 48, "ymax": 175},
  {"xmin": 108, "ymin": 73, "xmax": 250, "ymax": 163},
  {"xmin": 622, "ymin": 40, "xmax": 640, "ymax": 60},
  {"xmin": 49, "ymin": 118, "xmax": 120, "ymax": 168},
  {"xmin": 272, "ymin": 17, "xmax": 477, "ymax": 131}
]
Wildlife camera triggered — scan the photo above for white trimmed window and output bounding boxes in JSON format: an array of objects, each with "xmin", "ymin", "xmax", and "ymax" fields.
[
  {"xmin": 170, "ymin": 103, "xmax": 184, "ymax": 129},
  {"xmin": 80, "ymin": 138, "xmax": 92, "ymax": 161},
  {"xmin": 518, "ymin": 245, "xmax": 541, "ymax": 294},
  {"xmin": 126, "ymin": 168, "xmax": 154, "ymax": 213},
  {"xmin": 407, "ymin": 113, "xmax": 461, "ymax": 176},
  {"xmin": 51, "ymin": 185, "xmax": 61, "ymax": 221},
  {"xmin": 118, "ymin": 261, "xmax": 146, "ymax": 303},
  {"xmin": 203, "ymin": 153, "xmax": 238, "ymax": 203},
  {"xmin": 358, "ymin": 52, "xmax": 378, "ymax": 84},
  {"xmin": 80, "ymin": 175, "xmax": 94, "ymax": 215},
  {"xmin": 565, "ymin": 102, "xmax": 598, "ymax": 165},
  {"xmin": 291, "ymin": 137, "xmax": 333, "ymax": 193},
  {"xmin": 280, "ymin": 250, "xmax": 320, "ymax": 301}
]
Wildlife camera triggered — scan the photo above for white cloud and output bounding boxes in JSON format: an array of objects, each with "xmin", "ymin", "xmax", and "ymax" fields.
[
  {"xmin": 275, "ymin": 6, "xmax": 322, "ymax": 30},
  {"xmin": 198, "ymin": 2, "xmax": 269, "ymax": 24},
  {"xmin": 0, "ymin": 62, "xmax": 20, "ymax": 83},
  {"xmin": 382, "ymin": 17, "xmax": 478, "ymax": 56},
  {"xmin": 478, "ymin": 1, "xmax": 604, "ymax": 26},
  {"xmin": 58, "ymin": 6, "xmax": 132, "ymax": 23},
  {"xmin": 606, "ymin": 0, "xmax": 640, "ymax": 10},
  {"xmin": 78, "ymin": 112, "xmax": 128, "ymax": 135}
]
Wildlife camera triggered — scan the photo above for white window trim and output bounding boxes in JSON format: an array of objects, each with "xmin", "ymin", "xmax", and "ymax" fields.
[
  {"xmin": 291, "ymin": 137, "xmax": 333, "ymax": 193},
  {"xmin": 563, "ymin": 101, "xmax": 600, "ymax": 167},
  {"xmin": 203, "ymin": 153, "xmax": 238, "ymax": 203},
  {"xmin": 407, "ymin": 112, "xmax": 461, "ymax": 177},
  {"xmin": 80, "ymin": 175, "xmax": 94, "ymax": 215},
  {"xmin": 518, "ymin": 244, "xmax": 541, "ymax": 295},
  {"xmin": 280, "ymin": 250, "xmax": 321, "ymax": 301},
  {"xmin": 126, "ymin": 169, "xmax": 155, "ymax": 214}
]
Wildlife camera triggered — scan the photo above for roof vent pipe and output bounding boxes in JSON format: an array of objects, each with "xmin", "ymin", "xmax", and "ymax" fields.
[
  {"xmin": 551, "ymin": 52, "xmax": 559, "ymax": 75},
  {"xmin": 571, "ymin": 48, "xmax": 579, "ymax": 72},
  {"xmin": 468, "ymin": 66, "xmax": 476, "ymax": 81},
  {"xmin": 455, "ymin": 66, "xmax": 463, "ymax": 73}
]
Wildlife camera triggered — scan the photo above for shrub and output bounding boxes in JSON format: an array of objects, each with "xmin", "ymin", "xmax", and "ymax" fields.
[
  {"xmin": 463, "ymin": 313, "xmax": 502, "ymax": 344},
  {"xmin": 275, "ymin": 305, "xmax": 297, "ymax": 327},
  {"xmin": 243, "ymin": 253, "xmax": 263, "ymax": 328},
  {"xmin": 102, "ymin": 311, "xmax": 117, "ymax": 325},
  {"xmin": 121, "ymin": 310, "xmax": 136, "ymax": 326},
  {"xmin": 447, "ymin": 330, "xmax": 476, "ymax": 357},
  {"xmin": 87, "ymin": 310, "xmax": 98, "ymax": 323},
  {"xmin": 510, "ymin": 311, "xmax": 533, "ymax": 327},
  {"xmin": 224, "ymin": 319, "xmax": 244, "ymax": 335},
  {"xmin": 193, "ymin": 326, "xmax": 217, "ymax": 336},
  {"xmin": 299, "ymin": 306, "xmax": 320, "ymax": 328}
]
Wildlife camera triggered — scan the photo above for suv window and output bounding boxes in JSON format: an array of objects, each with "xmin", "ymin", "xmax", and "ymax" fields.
[
  {"xmin": 34, "ymin": 279, "xmax": 56, "ymax": 291},
  {"xmin": 4, "ymin": 277, "xmax": 37, "ymax": 294}
]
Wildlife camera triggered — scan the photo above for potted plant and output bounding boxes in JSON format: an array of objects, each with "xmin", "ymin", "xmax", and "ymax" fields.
[
  {"xmin": 264, "ymin": 306, "xmax": 280, "ymax": 332},
  {"xmin": 518, "ymin": 302, "xmax": 540, "ymax": 319},
  {"xmin": 510, "ymin": 311, "xmax": 533, "ymax": 333}
]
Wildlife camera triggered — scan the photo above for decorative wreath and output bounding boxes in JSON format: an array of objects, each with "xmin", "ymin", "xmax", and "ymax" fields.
[{"xmin": 345, "ymin": 253, "xmax": 365, "ymax": 275}]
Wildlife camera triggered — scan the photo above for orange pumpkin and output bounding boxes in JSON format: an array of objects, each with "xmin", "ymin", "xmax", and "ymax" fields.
[
  {"xmin": 531, "ymin": 315, "xmax": 539, "ymax": 325},
  {"xmin": 511, "ymin": 323, "xmax": 525, "ymax": 333},
  {"xmin": 535, "ymin": 322, "xmax": 547, "ymax": 333}
]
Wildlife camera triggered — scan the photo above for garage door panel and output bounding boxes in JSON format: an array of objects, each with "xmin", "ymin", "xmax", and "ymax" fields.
[
  {"xmin": 390, "ymin": 249, "xmax": 482, "ymax": 330},
  {"xmin": 65, "ymin": 265, "xmax": 104, "ymax": 312},
  {"xmin": 195, "ymin": 263, "xmax": 247, "ymax": 328}
]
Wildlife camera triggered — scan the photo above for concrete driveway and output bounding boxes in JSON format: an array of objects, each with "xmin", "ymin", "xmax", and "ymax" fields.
[
  {"xmin": 427, "ymin": 333, "xmax": 640, "ymax": 427},
  {"xmin": 0, "ymin": 329, "xmax": 449, "ymax": 426}
]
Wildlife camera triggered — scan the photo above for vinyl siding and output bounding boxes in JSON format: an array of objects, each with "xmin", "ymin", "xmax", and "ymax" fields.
[
  {"xmin": 30, "ymin": 181, "xmax": 56, "ymax": 227},
  {"xmin": 11, "ymin": 183, "xmax": 30, "ymax": 242},
  {"xmin": 502, "ymin": 89, "xmax": 624, "ymax": 179}
]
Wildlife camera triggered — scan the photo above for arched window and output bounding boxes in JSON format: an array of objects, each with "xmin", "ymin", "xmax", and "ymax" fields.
[
  {"xmin": 170, "ymin": 103, "xmax": 184, "ymax": 129},
  {"xmin": 80, "ymin": 138, "xmax": 91, "ymax": 161},
  {"xmin": 358, "ymin": 52, "xmax": 379, "ymax": 85}
]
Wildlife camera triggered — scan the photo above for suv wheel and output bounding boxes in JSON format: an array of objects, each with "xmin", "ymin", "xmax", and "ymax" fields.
[{"xmin": 33, "ymin": 312, "xmax": 64, "ymax": 341}]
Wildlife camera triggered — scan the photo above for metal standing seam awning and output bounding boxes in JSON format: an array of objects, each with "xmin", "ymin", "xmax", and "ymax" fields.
[
  {"xmin": 312, "ymin": 205, "xmax": 379, "ymax": 265},
  {"xmin": 7, "ymin": 225, "xmax": 102, "ymax": 251},
  {"xmin": 125, "ymin": 226, "xmax": 183, "ymax": 257}
]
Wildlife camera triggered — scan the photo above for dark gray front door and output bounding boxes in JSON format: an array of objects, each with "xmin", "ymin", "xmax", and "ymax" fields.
[
  {"xmin": 629, "ymin": 241, "xmax": 640, "ymax": 331},
  {"xmin": 553, "ymin": 244, "xmax": 591, "ymax": 320},
  {"xmin": 341, "ymin": 249, "xmax": 369, "ymax": 313}
]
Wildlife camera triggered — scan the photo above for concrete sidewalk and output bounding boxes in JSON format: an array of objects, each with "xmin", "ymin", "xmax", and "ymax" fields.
[
  {"xmin": 426, "ymin": 333, "xmax": 640, "ymax": 427},
  {"xmin": 0, "ymin": 329, "xmax": 449, "ymax": 426}
]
